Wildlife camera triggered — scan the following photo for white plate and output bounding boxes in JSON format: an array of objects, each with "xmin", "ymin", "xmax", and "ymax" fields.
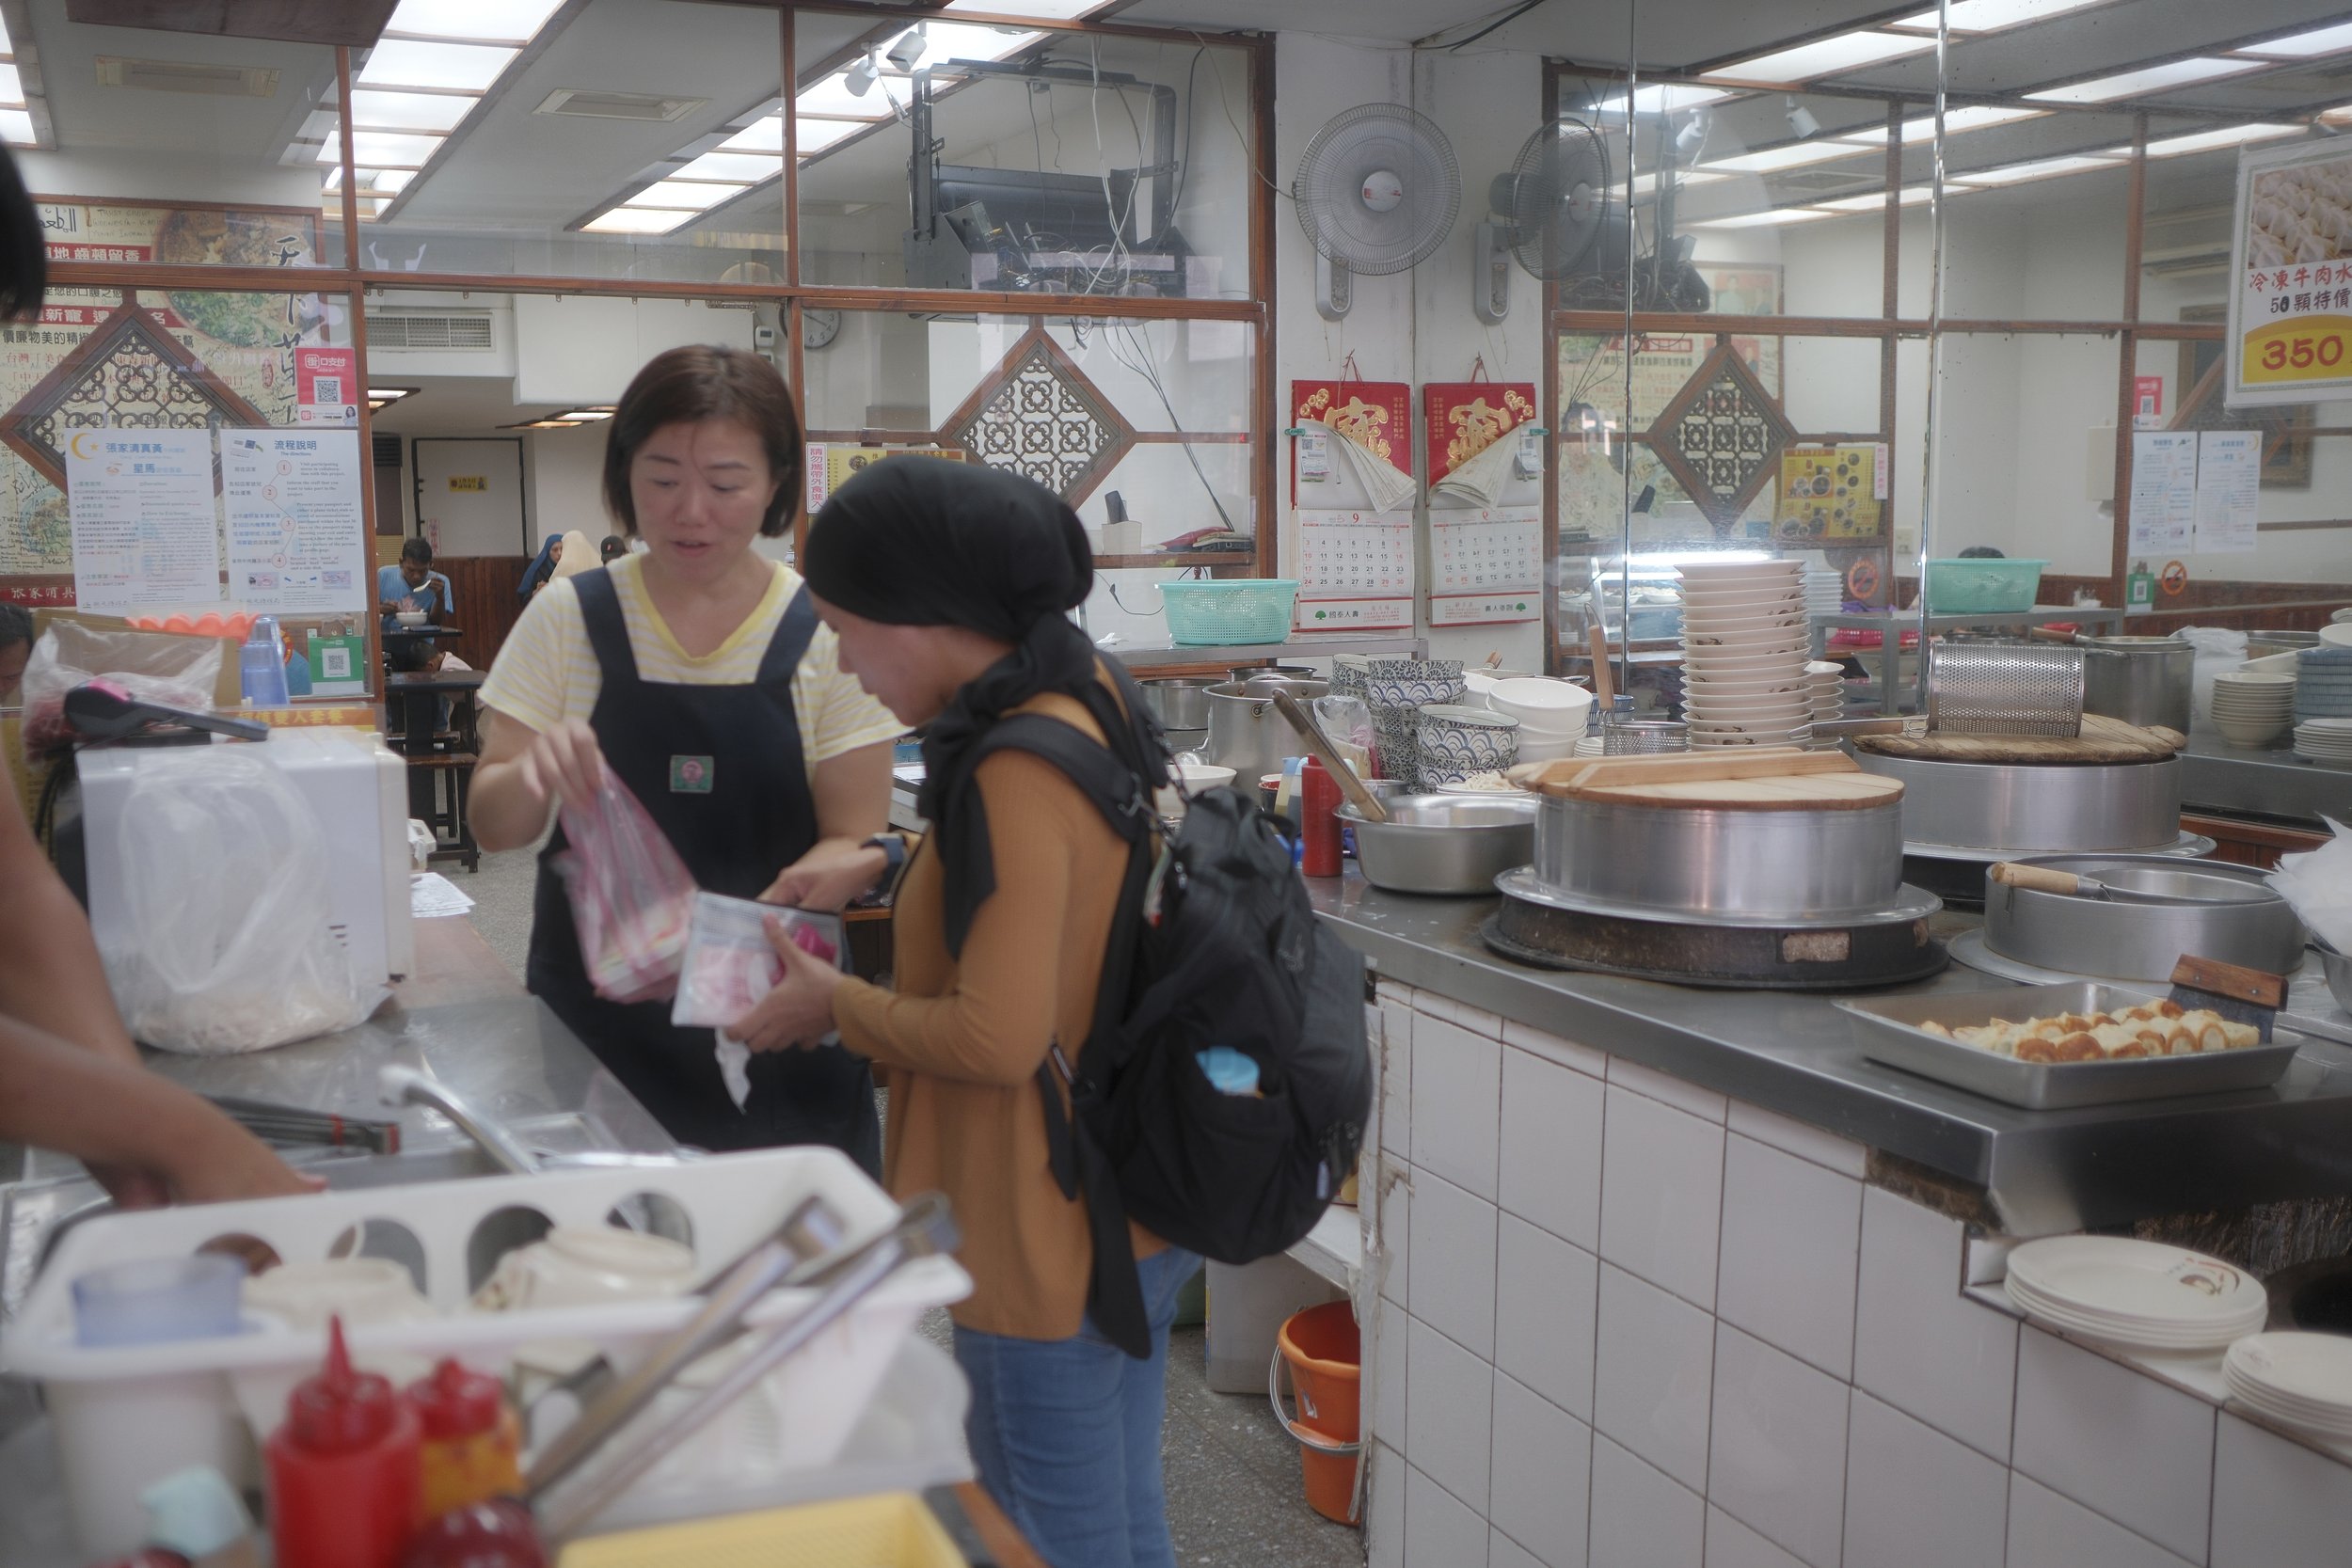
[
  {"xmin": 2297, "ymin": 717, "xmax": 2352, "ymax": 733},
  {"xmin": 1684, "ymin": 702, "xmax": 1811, "ymax": 721},
  {"xmin": 1678, "ymin": 591, "xmax": 1806, "ymax": 613},
  {"xmin": 1691, "ymin": 731, "xmax": 1808, "ymax": 747},
  {"xmin": 2005, "ymin": 1237, "xmax": 2265, "ymax": 1329},
  {"xmin": 1685, "ymin": 612, "xmax": 1809, "ymax": 636},
  {"xmin": 2226, "ymin": 1333, "xmax": 2352, "ymax": 1409},
  {"xmin": 1677, "ymin": 562, "xmax": 1800, "ymax": 583},
  {"xmin": 1683, "ymin": 679, "xmax": 1807, "ymax": 697},
  {"xmin": 2319, "ymin": 624, "xmax": 2352, "ymax": 648},
  {"xmin": 1682, "ymin": 658, "xmax": 1811, "ymax": 680},
  {"xmin": 2001, "ymin": 1270, "xmax": 2267, "ymax": 1335}
]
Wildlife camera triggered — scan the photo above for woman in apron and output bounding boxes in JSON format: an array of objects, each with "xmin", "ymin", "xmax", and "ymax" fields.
[{"xmin": 469, "ymin": 346, "xmax": 899, "ymax": 1166}]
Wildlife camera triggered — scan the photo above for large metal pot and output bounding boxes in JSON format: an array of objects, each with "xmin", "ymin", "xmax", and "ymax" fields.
[
  {"xmin": 1532, "ymin": 791, "xmax": 1905, "ymax": 922},
  {"xmin": 1205, "ymin": 678, "xmax": 1328, "ymax": 782},
  {"xmin": 1851, "ymin": 752, "xmax": 2181, "ymax": 852},
  {"xmin": 1985, "ymin": 854, "xmax": 2308, "ymax": 982},
  {"xmin": 2080, "ymin": 637, "xmax": 2194, "ymax": 733},
  {"xmin": 1139, "ymin": 676, "xmax": 1219, "ymax": 733},
  {"xmin": 1340, "ymin": 794, "xmax": 1536, "ymax": 895}
]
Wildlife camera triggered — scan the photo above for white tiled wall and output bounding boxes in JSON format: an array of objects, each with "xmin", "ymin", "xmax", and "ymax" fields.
[{"xmin": 1363, "ymin": 981, "xmax": 2352, "ymax": 1568}]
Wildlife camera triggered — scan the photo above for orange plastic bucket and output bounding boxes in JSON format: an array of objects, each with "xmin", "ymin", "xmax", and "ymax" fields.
[{"xmin": 1271, "ymin": 1300, "xmax": 1361, "ymax": 1524}]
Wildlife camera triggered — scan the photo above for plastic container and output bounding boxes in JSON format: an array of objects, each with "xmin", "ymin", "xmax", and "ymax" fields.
[
  {"xmin": 1272, "ymin": 1300, "xmax": 1362, "ymax": 1524},
  {"xmin": 73, "ymin": 1255, "xmax": 248, "ymax": 1348},
  {"xmin": 1159, "ymin": 579, "xmax": 1301, "ymax": 645},
  {"xmin": 265, "ymin": 1318, "xmax": 421, "ymax": 1568},
  {"xmin": 1922, "ymin": 558, "xmax": 2048, "ymax": 614},
  {"xmin": 408, "ymin": 1359, "xmax": 520, "ymax": 1518},
  {"xmin": 3, "ymin": 1148, "xmax": 969, "ymax": 1560},
  {"xmin": 238, "ymin": 618, "xmax": 291, "ymax": 707},
  {"xmin": 561, "ymin": 1492, "xmax": 965, "ymax": 1568}
]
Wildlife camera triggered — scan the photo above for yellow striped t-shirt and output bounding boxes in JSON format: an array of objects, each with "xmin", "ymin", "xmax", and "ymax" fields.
[{"xmin": 477, "ymin": 553, "xmax": 899, "ymax": 773}]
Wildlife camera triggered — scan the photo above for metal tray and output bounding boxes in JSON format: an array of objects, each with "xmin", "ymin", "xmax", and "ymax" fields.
[{"xmin": 1837, "ymin": 981, "xmax": 2306, "ymax": 1109}]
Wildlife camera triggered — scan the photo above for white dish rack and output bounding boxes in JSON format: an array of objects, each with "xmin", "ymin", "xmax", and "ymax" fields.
[{"xmin": 0, "ymin": 1148, "xmax": 971, "ymax": 1559}]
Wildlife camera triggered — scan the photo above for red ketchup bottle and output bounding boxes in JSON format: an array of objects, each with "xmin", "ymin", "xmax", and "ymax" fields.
[
  {"xmin": 266, "ymin": 1317, "xmax": 422, "ymax": 1568},
  {"xmin": 1300, "ymin": 758, "xmax": 1344, "ymax": 878}
]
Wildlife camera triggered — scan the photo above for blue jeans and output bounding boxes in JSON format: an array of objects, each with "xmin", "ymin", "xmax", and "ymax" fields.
[{"xmin": 954, "ymin": 1246, "xmax": 1200, "ymax": 1568}]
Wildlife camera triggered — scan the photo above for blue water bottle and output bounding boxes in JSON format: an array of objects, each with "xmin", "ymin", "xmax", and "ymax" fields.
[{"xmin": 239, "ymin": 617, "xmax": 289, "ymax": 707}]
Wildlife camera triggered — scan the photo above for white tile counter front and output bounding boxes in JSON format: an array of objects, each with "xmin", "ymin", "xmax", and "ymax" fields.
[{"xmin": 1360, "ymin": 981, "xmax": 2352, "ymax": 1568}]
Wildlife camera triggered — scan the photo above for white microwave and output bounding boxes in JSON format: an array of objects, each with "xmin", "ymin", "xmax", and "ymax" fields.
[{"xmin": 78, "ymin": 727, "xmax": 415, "ymax": 993}]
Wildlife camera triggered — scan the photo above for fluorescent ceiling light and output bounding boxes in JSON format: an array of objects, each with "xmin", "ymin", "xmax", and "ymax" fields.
[
  {"xmin": 1702, "ymin": 32, "xmax": 1933, "ymax": 84},
  {"xmin": 723, "ymin": 115, "xmax": 861, "ymax": 156},
  {"xmin": 674, "ymin": 150, "xmax": 778, "ymax": 183},
  {"xmin": 0, "ymin": 108, "xmax": 34, "ymax": 147},
  {"xmin": 319, "ymin": 131, "xmax": 444, "ymax": 168},
  {"xmin": 1896, "ymin": 0, "xmax": 2109, "ymax": 32},
  {"xmin": 1955, "ymin": 152, "xmax": 2122, "ymax": 185},
  {"xmin": 898, "ymin": 23, "xmax": 1045, "ymax": 66},
  {"xmin": 1888, "ymin": 104, "xmax": 2046, "ymax": 142},
  {"xmin": 583, "ymin": 207, "xmax": 695, "ymax": 235},
  {"xmin": 349, "ymin": 88, "xmax": 473, "ymax": 134},
  {"xmin": 943, "ymin": 0, "xmax": 1108, "ymax": 16},
  {"xmin": 1693, "ymin": 208, "xmax": 1836, "ymax": 228},
  {"xmin": 358, "ymin": 39, "xmax": 517, "ymax": 93},
  {"xmin": 624, "ymin": 178, "xmax": 745, "ymax": 209},
  {"xmin": 367, "ymin": 387, "xmax": 416, "ymax": 402},
  {"xmin": 1706, "ymin": 138, "xmax": 1880, "ymax": 174},
  {"xmin": 0, "ymin": 64, "xmax": 20, "ymax": 107},
  {"xmin": 1593, "ymin": 84, "xmax": 1733, "ymax": 117},
  {"xmin": 553, "ymin": 407, "xmax": 614, "ymax": 420},
  {"xmin": 796, "ymin": 73, "xmax": 898, "ymax": 120},
  {"xmin": 2026, "ymin": 57, "xmax": 2263, "ymax": 103},
  {"xmin": 383, "ymin": 0, "xmax": 565, "ymax": 42},
  {"xmin": 2233, "ymin": 21, "xmax": 2352, "ymax": 59},
  {"xmin": 1630, "ymin": 167, "xmax": 1729, "ymax": 195},
  {"xmin": 2125, "ymin": 124, "xmax": 2304, "ymax": 158},
  {"xmin": 370, "ymin": 168, "xmax": 416, "ymax": 193},
  {"xmin": 0, "ymin": 16, "xmax": 12, "ymax": 53},
  {"xmin": 1814, "ymin": 184, "xmax": 1960, "ymax": 211}
]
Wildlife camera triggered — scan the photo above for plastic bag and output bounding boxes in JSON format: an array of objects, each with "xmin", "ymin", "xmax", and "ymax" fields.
[
  {"xmin": 2268, "ymin": 816, "xmax": 2352, "ymax": 955},
  {"xmin": 2175, "ymin": 626, "xmax": 2249, "ymax": 726},
  {"xmin": 110, "ymin": 747, "xmax": 373, "ymax": 1053},
  {"xmin": 19, "ymin": 620, "xmax": 227, "ymax": 752},
  {"xmin": 550, "ymin": 771, "xmax": 695, "ymax": 1003},
  {"xmin": 672, "ymin": 892, "xmax": 843, "ymax": 1030}
]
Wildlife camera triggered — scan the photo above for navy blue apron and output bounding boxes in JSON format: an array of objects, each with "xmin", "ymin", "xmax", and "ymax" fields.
[{"xmin": 525, "ymin": 566, "xmax": 882, "ymax": 1171}]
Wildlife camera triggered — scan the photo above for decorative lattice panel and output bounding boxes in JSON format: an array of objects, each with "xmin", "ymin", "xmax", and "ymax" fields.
[
  {"xmin": 938, "ymin": 328, "xmax": 1132, "ymax": 504},
  {"xmin": 1645, "ymin": 340, "xmax": 1797, "ymax": 531},
  {"xmin": 2, "ymin": 296, "xmax": 270, "ymax": 489}
]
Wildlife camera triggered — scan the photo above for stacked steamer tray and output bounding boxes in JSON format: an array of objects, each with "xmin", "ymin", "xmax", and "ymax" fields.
[
  {"xmin": 1488, "ymin": 748, "xmax": 1945, "ymax": 989},
  {"xmin": 1804, "ymin": 567, "xmax": 1843, "ymax": 625},
  {"xmin": 2293, "ymin": 645, "xmax": 2352, "ymax": 763},
  {"xmin": 1676, "ymin": 558, "xmax": 1811, "ymax": 749},
  {"xmin": 2210, "ymin": 671, "xmax": 2296, "ymax": 749},
  {"xmin": 2003, "ymin": 1237, "xmax": 2267, "ymax": 1353},
  {"xmin": 1805, "ymin": 660, "xmax": 1845, "ymax": 744},
  {"xmin": 2226, "ymin": 1334, "xmax": 2352, "ymax": 1439},
  {"xmin": 1849, "ymin": 714, "xmax": 2208, "ymax": 909}
]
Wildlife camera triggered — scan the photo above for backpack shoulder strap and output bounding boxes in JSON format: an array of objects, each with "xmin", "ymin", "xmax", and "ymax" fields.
[{"xmin": 965, "ymin": 712, "xmax": 1154, "ymax": 845}]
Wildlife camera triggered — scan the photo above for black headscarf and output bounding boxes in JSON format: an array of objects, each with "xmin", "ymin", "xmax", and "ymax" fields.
[{"xmin": 805, "ymin": 458, "xmax": 1164, "ymax": 955}]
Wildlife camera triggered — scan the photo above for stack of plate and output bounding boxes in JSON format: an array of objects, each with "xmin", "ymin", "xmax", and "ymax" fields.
[
  {"xmin": 2211, "ymin": 672, "xmax": 2296, "ymax": 748},
  {"xmin": 2294, "ymin": 716, "xmax": 2352, "ymax": 765},
  {"xmin": 2003, "ymin": 1236, "xmax": 2267, "ymax": 1353},
  {"xmin": 1804, "ymin": 569, "xmax": 1844, "ymax": 624},
  {"xmin": 2296, "ymin": 647, "xmax": 2352, "ymax": 723},
  {"xmin": 1805, "ymin": 659, "xmax": 1846, "ymax": 746},
  {"xmin": 2224, "ymin": 1334, "xmax": 2352, "ymax": 1439},
  {"xmin": 1677, "ymin": 559, "xmax": 1810, "ymax": 749}
]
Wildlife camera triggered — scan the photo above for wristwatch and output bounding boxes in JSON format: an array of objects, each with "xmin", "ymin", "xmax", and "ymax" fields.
[{"xmin": 864, "ymin": 832, "xmax": 907, "ymax": 883}]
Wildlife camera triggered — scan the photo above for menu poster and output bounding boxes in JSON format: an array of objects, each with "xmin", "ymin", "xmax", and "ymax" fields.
[
  {"xmin": 1774, "ymin": 445, "xmax": 1882, "ymax": 541},
  {"xmin": 2227, "ymin": 140, "xmax": 2352, "ymax": 409},
  {"xmin": 1422, "ymin": 382, "xmax": 1537, "ymax": 484},
  {"xmin": 1290, "ymin": 378, "xmax": 1412, "ymax": 505},
  {"xmin": 64, "ymin": 428, "xmax": 221, "ymax": 612},
  {"xmin": 2193, "ymin": 430, "xmax": 2262, "ymax": 555},
  {"xmin": 2127, "ymin": 431, "xmax": 2198, "ymax": 553},
  {"xmin": 222, "ymin": 429, "xmax": 368, "ymax": 614},
  {"xmin": 803, "ymin": 443, "xmax": 963, "ymax": 514}
]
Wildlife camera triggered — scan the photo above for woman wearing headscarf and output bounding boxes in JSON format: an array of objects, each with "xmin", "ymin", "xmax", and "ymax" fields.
[
  {"xmin": 736, "ymin": 458, "xmax": 1189, "ymax": 1568},
  {"xmin": 517, "ymin": 532, "xmax": 561, "ymax": 600},
  {"xmin": 470, "ymin": 346, "xmax": 901, "ymax": 1165}
]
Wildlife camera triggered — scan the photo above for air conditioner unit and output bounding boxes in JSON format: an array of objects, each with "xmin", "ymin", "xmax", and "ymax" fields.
[
  {"xmin": 371, "ymin": 312, "xmax": 497, "ymax": 351},
  {"xmin": 534, "ymin": 88, "xmax": 707, "ymax": 123},
  {"xmin": 2139, "ymin": 204, "xmax": 2232, "ymax": 279}
]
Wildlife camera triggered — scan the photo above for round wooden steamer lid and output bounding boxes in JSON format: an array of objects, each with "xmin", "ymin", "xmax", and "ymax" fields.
[{"xmin": 1562, "ymin": 771, "xmax": 1906, "ymax": 811}]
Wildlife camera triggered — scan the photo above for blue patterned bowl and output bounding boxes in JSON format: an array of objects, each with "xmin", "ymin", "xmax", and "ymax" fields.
[{"xmin": 1417, "ymin": 705, "xmax": 1520, "ymax": 784}]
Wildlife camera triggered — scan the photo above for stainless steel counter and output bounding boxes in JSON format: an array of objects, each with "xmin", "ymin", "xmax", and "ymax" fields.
[
  {"xmin": 2179, "ymin": 726, "xmax": 2352, "ymax": 829},
  {"xmin": 1311, "ymin": 873, "xmax": 2352, "ymax": 1236}
]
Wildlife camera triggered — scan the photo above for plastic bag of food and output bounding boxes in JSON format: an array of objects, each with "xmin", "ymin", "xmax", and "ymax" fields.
[
  {"xmin": 671, "ymin": 892, "xmax": 844, "ymax": 1030},
  {"xmin": 2267, "ymin": 816, "xmax": 2352, "ymax": 955},
  {"xmin": 20, "ymin": 619, "xmax": 227, "ymax": 752},
  {"xmin": 110, "ymin": 746, "xmax": 373, "ymax": 1053},
  {"xmin": 550, "ymin": 771, "xmax": 695, "ymax": 1003}
]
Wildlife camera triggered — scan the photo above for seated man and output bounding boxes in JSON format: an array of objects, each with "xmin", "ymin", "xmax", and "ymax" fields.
[{"xmin": 378, "ymin": 538, "xmax": 454, "ymax": 673}]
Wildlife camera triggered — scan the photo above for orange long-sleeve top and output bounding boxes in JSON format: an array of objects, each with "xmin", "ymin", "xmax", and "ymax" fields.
[{"xmin": 832, "ymin": 685, "xmax": 1162, "ymax": 1340}]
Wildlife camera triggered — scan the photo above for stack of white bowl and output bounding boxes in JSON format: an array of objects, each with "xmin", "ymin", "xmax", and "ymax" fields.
[
  {"xmin": 1484, "ymin": 677, "xmax": 1594, "ymax": 765},
  {"xmin": 2225, "ymin": 1334, "xmax": 2352, "ymax": 1439},
  {"xmin": 2002, "ymin": 1236, "xmax": 2267, "ymax": 1354},
  {"xmin": 1805, "ymin": 660, "xmax": 1846, "ymax": 745},
  {"xmin": 1676, "ymin": 559, "xmax": 1811, "ymax": 748},
  {"xmin": 2209, "ymin": 672, "xmax": 2296, "ymax": 748}
]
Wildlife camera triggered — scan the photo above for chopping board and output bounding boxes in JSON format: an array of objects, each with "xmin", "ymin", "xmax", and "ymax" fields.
[
  {"xmin": 1854, "ymin": 714, "xmax": 2185, "ymax": 764},
  {"xmin": 1511, "ymin": 748, "xmax": 1907, "ymax": 810}
]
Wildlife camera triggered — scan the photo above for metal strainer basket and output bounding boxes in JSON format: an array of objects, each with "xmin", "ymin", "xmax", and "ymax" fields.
[
  {"xmin": 1601, "ymin": 715, "xmax": 1692, "ymax": 754},
  {"xmin": 1925, "ymin": 641, "xmax": 2085, "ymax": 736}
]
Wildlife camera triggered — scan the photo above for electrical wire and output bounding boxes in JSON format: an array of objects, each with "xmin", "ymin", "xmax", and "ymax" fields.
[
  {"xmin": 1184, "ymin": 30, "xmax": 1291, "ymax": 200},
  {"xmin": 1433, "ymin": 0, "xmax": 1551, "ymax": 52},
  {"xmin": 1104, "ymin": 315, "xmax": 1241, "ymax": 536}
]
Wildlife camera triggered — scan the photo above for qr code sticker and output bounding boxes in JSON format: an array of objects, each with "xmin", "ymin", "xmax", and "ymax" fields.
[{"xmin": 312, "ymin": 375, "xmax": 342, "ymax": 404}]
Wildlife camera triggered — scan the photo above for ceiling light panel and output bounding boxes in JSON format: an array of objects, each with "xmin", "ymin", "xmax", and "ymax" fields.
[
  {"xmin": 1594, "ymin": 84, "xmax": 1733, "ymax": 116},
  {"xmin": 1707, "ymin": 138, "xmax": 1881, "ymax": 174},
  {"xmin": 1891, "ymin": 105, "xmax": 2046, "ymax": 142},
  {"xmin": 369, "ymin": 168, "xmax": 417, "ymax": 193},
  {"xmin": 583, "ymin": 207, "xmax": 694, "ymax": 234},
  {"xmin": 795, "ymin": 73, "xmax": 897, "ymax": 121},
  {"xmin": 358, "ymin": 39, "xmax": 517, "ymax": 93},
  {"xmin": 1702, "ymin": 32, "xmax": 1934, "ymax": 84},
  {"xmin": 897, "ymin": 24, "xmax": 1045, "ymax": 67},
  {"xmin": 1895, "ymin": 0, "xmax": 2110, "ymax": 32},
  {"xmin": 722, "ymin": 115, "xmax": 861, "ymax": 156},
  {"xmin": 2135, "ymin": 124, "xmax": 2304, "ymax": 158},
  {"xmin": 2232, "ymin": 20, "xmax": 2352, "ymax": 59},
  {"xmin": 318, "ymin": 131, "xmax": 444, "ymax": 167},
  {"xmin": 673, "ymin": 150, "xmax": 779, "ymax": 183},
  {"xmin": 1954, "ymin": 152, "xmax": 2122, "ymax": 184},
  {"xmin": 943, "ymin": 0, "xmax": 1108, "ymax": 16},
  {"xmin": 1693, "ymin": 208, "xmax": 1836, "ymax": 227},
  {"xmin": 0, "ymin": 16, "xmax": 12, "ymax": 53},
  {"xmin": 624, "ymin": 179, "xmax": 742, "ymax": 209},
  {"xmin": 2026, "ymin": 58, "xmax": 2263, "ymax": 103},
  {"xmin": 1815, "ymin": 184, "xmax": 1958, "ymax": 211},
  {"xmin": 0, "ymin": 64, "xmax": 20, "ymax": 107},
  {"xmin": 2, "ymin": 108, "xmax": 34, "ymax": 146},
  {"xmin": 350, "ymin": 88, "xmax": 473, "ymax": 133},
  {"xmin": 1630, "ymin": 168, "xmax": 1729, "ymax": 195},
  {"xmin": 383, "ymin": 0, "xmax": 566, "ymax": 42}
]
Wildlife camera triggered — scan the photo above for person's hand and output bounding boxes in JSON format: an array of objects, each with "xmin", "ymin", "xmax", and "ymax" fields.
[
  {"xmin": 734, "ymin": 916, "xmax": 847, "ymax": 1053},
  {"xmin": 167, "ymin": 1122, "xmax": 325, "ymax": 1205},
  {"xmin": 760, "ymin": 839, "xmax": 889, "ymax": 912},
  {"xmin": 87, "ymin": 1161, "xmax": 171, "ymax": 1211},
  {"xmin": 514, "ymin": 719, "xmax": 606, "ymax": 816}
]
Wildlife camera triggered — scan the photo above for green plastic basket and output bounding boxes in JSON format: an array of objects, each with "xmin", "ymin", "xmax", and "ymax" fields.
[
  {"xmin": 1160, "ymin": 578, "xmax": 1301, "ymax": 645},
  {"xmin": 1923, "ymin": 558, "xmax": 2047, "ymax": 615}
]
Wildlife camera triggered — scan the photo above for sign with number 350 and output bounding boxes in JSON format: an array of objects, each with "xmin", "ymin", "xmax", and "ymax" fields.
[{"xmin": 2227, "ymin": 139, "xmax": 2352, "ymax": 409}]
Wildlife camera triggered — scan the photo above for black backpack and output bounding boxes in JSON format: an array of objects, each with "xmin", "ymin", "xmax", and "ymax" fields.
[{"xmin": 968, "ymin": 698, "xmax": 1372, "ymax": 1358}]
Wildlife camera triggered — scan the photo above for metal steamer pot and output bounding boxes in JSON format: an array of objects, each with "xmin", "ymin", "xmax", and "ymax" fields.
[
  {"xmin": 1532, "ymin": 791, "xmax": 1906, "ymax": 923},
  {"xmin": 1851, "ymin": 752, "xmax": 2182, "ymax": 852},
  {"xmin": 2079, "ymin": 637, "xmax": 2194, "ymax": 734},
  {"xmin": 1205, "ymin": 677, "xmax": 1329, "ymax": 782},
  {"xmin": 1984, "ymin": 855, "xmax": 2308, "ymax": 982}
]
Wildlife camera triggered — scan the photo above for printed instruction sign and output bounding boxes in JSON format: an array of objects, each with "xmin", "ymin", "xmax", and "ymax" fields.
[
  {"xmin": 2228, "ymin": 139, "xmax": 2352, "ymax": 408},
  {"xmin": 65, "ymin": 427, "xmax": 222, "ymax": 613},
  {"xmin": 2127, "ymin": 431, "xmax": 2198, "ymax": 553},
  {"xmin": 221, "ymin": 429, "xmax": 368, "ymax": 613},
  {"xmin": 2192, "ymin": 431, "xmax": 2261, "ymax": 556}
]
